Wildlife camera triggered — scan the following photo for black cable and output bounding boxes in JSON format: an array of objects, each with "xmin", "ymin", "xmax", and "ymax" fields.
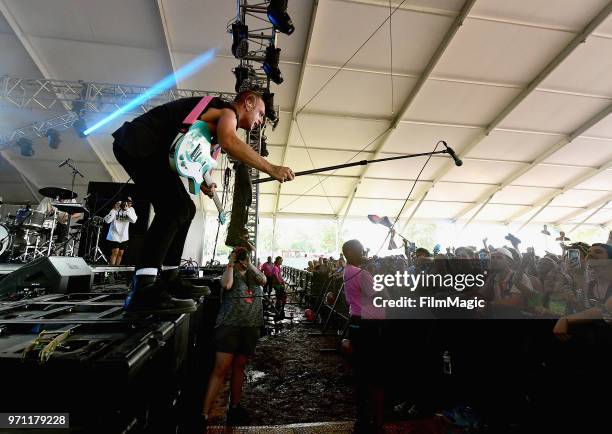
[
  {"xmin": 294, "ymin": 119, "xmax": 336, "ymax": 214},
  {"xmin": 337, "ymin": 141, "xmax": 441, "ymax": 287},
  {"xmin": 373, "ymin": 141, "xmax": 442, "ymax": 257}
]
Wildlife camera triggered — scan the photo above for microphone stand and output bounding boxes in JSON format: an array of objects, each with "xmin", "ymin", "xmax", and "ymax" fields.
[
  {"xmin": 60, "ymin": 159, "xmax": 85, "ymax": 256},
  {"xmin": 253, "ymin": 148, "xmax": 460, "ymax": 184}
]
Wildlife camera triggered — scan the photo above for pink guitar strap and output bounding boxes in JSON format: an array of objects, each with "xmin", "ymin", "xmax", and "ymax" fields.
[
  {"xmin": 181, "ymin": 96, "xmax": 214, "ymax": 128},
  {"xmin": 180, "ymin": 96, "xmax": 223, "ymax": 161}
]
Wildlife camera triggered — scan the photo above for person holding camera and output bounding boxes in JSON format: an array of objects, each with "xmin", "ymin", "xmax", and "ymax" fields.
[
  {"xmin": 202, "ymin": 248, "xmax": 266, "ymax": 428},
  {"xmin": 104, "ymin": 197, "xmax": 137, "ymax": 265}
]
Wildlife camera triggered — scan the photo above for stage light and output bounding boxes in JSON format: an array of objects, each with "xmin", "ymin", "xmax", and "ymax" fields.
[
  {"xmin": 83, "ymin": 48, "xmax": 216, "ymax": 136},
  {"xmin": 267, "ymin": 0, "xmax": 294, "ymax": 35},
  {"xmin": 263, "ymin": 45, "xmax": 283, "ymax": 85},
  {"xmin": 16, "ymin": 138, "xmax": 34, "ymax": 157},
  {"xmin": 73, "ymin": 118, "xmax": 88, "ymax": 138},
  {"xmin": 233, "ymin": 65, "xmax": 251, "ymax": 93},
  {"xmin": 231, "ymin": 22, "xmax": 249, "ymax": 59},
  {"xmin": 46, "ymin": 129, "xmax": 61, "ymax": 149},
  {"xmin": 262, "ymin": 90, "xmax": 277, "ymax": 122}
]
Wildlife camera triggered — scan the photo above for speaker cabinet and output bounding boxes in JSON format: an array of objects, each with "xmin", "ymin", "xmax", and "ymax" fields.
[{"xmin": 0, "ymin": 256, "xmax": 93, "ymax": 297}]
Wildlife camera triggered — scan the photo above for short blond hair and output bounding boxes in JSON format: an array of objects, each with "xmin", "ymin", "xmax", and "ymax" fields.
[{"xmin": 234, "ymin": 89, "xmax": 263, "ymax": 105}]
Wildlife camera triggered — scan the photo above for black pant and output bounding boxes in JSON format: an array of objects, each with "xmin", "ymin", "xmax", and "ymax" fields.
[{"xmin": 113, "ymin": 144, "xmax": 195, "ymax": 269}]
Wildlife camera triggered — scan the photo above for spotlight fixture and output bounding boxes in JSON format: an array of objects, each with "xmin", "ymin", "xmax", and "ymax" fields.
[
  {"xmin": 262, "ymin": 90, "xmax": 277, "ymax": 123},
  {"xmin": 16, "ymin": 138, "xmax": 34, "ymax": 157},
  {"xmin": 263, "ymin": 45, "xmax": 283, "ymax": 85},
  {"xmin": 73, "ymin": 118, "xmax": 88, "ymax": 138},
  {"xmin": 231, "ymin": 22, "xmax": 249, "ymax": 59},
  {"xmin": 46, "ymin": 129, "xmax": 61, "ymax": 149},
  {"xmin": 267, "ymin": 0, "xmax": 294, "ymax": 35},
  {"xmin": 233, "ymin": 65, "xmax": 252, "ymax": 92}
]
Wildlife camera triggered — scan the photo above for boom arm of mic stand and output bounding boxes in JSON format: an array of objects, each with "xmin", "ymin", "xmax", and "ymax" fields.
[
  {"xmin": 66, "ymin": 161, "xmax": 85, "ymax": 178},
  {"xmin": 252, "ymin": 149, "xmax": 452, "ymax": 184}
]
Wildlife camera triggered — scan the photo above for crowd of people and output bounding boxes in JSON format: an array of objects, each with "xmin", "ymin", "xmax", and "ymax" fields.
[
  {"xmin": 306, "ymin": 254, "xmax": 346, "ymax": 278},
  {"xmin": 304, "ymin": 231, "xmax": 612, "ymax": 326},
  {"xmin": 331, "ymin": 233, "xmax": 612, "ymax": 432}
]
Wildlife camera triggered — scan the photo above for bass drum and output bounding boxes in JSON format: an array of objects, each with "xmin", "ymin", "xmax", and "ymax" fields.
[{"xmin": 0, "ymin": 223, "xmax": 13, "ymax": 258}]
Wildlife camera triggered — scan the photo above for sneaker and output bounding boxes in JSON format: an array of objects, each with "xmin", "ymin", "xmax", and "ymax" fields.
[
  {"xmin": 226, "ymin": 404, "xmax": 250, "ymax": 426},
  {"xmin": 124, "ymin": 275, "xmax": 196, "ymax": 315}
]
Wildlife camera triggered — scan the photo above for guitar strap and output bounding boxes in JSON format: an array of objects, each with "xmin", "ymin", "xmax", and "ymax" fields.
[
  {"xmin": 177, "ymin": 96, "xmax": 223, "ymax": 160},
  {"xmin": 180, "ymin": 96, "xmax": 213, "ymax": 131}
]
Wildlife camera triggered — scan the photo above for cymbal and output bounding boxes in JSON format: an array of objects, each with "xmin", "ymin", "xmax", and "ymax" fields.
[
  {"xmin": 39, "ymin": 187, "xmax": 78, "ymax": 200},
  {"xmin": 52, "ymin": 202, "xmax": 87, "ymax": 214}
]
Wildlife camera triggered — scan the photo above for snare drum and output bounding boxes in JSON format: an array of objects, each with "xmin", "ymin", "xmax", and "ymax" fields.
[{"xmin": 21, "ymin": 210, "xmax": 47, "ymax": 230}]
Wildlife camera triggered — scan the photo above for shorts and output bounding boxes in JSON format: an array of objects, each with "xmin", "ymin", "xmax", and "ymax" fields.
[
  {"xmin": 108, "ymin": 240, "xmax": 128, "ymax": 250},
  {"xmin": 214, "ymin": 326, "xmax": 260, "ymax": 356}
]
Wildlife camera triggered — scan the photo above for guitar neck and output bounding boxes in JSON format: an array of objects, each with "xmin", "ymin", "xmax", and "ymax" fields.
[{"xmin": 211, "ymin": 193, "xmax": 223, "ymax": 214}]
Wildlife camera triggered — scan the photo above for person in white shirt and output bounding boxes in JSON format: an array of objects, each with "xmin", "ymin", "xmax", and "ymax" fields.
[{"xmin": 104, "ymin": 197, "xmax": 137, "ymax": 265}]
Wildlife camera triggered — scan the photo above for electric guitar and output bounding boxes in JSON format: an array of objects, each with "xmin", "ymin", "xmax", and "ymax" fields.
[{"xmin": 169, "ymin": 120, "xmax": 226, "ymax": 224}]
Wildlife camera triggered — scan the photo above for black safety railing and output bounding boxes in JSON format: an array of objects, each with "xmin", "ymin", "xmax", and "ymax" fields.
[{"xmin": 281, "ymin": 266, "xmax": 351, "ymax": 342}]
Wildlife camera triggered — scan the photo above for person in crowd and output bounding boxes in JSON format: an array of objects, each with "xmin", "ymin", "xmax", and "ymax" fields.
[
  {"xmin": 479, "ymin": 247, "xmax": 533, "ymax": 309},
  {"xmin": 530, "ymin": 255, "xmax": 575, "ymax": 315},
  {"xmin": 342, "ymin": 239, "xmax": 385, "ymax": 433},
  {"xmin": 454, "ymin": 246, "xmax": 475, "ymax": 259},
  {"xmin": 560, "ymin": 242, "xmax": 590, "ymax": 293},
  {"xmin": 203, "ymin": 248, "xmax": 266, "ymax": 429},
  {"xmin": 259, "ymin": 256, "xmax": 275, "ymax": 295},
  {"xmin": 271, "ymin": 256, "xmax": 287, "ymax": 318},
  {"xmin": 410, "ymin": 247, "xmax": 433, "ymax": 274}
]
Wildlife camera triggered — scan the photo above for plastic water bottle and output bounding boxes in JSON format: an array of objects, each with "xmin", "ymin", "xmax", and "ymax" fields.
[{"xmin": 443, "ymin": 350, "xmax": 452, "ymax": 375}]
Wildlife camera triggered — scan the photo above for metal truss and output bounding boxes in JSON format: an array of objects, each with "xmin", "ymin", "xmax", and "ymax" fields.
[{"xmin": 0, "ymin": 75, "xmax": 234, "ymax": 147}]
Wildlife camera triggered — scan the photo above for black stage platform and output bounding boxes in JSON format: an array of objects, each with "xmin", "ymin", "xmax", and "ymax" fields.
[{"xmin": 0, "ymin": 268, "xmax": 224, "ymax": 433}]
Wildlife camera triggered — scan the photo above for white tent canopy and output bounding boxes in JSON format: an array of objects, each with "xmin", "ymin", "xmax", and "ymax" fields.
[{"xmin": 1, "ymin": 0, "xmax": 611, "ymax": 231}]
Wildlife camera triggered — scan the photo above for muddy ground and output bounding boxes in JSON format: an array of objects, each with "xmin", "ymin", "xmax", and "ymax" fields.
[{"xmin": 240, "ymin": 318, "xmax": 357, "ymax": 426}]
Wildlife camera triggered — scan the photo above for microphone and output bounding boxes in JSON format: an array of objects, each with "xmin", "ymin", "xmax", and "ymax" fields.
[
  {"xmin": 442, "ymin": 141, "xmax": 463, "ymax": 166},
  {"xmin": 58, "ymin": 159, "xmax": 70, "ymax": 168}
]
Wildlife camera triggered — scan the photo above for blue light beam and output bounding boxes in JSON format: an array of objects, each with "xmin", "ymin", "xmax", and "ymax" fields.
[{"xmin": 83, "ymin": 48, "xmax": 217, "ymax": 136}]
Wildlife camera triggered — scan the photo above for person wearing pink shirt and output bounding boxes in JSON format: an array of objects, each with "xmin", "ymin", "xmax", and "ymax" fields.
[
  {"xmin": 272, "ymin": 256, "xmax": 286, "ymax": 318},
  {"xmin": 342, "ymin": 239, "xmax": 385, "ymax": 434},
  {"xmin": 260, "ymin": 256, "xmax": 275, "ymax": 295}
]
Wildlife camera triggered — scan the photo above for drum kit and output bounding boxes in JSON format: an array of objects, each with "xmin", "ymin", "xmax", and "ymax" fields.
[{"xmin": 0, "ymin": 187, "xmax": 101, "ymax": 263}]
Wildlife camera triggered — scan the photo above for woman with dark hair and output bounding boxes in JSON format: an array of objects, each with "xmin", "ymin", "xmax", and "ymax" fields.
[{"xmin": 203, "ymin": 248, "xmax": 266, "ymax": 428}]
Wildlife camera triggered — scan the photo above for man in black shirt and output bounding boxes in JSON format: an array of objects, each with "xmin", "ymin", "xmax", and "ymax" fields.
[{"xmin": 112, "ymin": 90, "xmax": 294, "ymax": 314}]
